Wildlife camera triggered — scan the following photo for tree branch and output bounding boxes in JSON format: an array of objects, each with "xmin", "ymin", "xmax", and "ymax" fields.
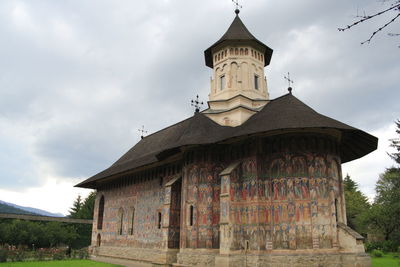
[
  {"xmin": 361, "ymin": 12, "xmax": 400, "ymax": 44},
  {"xmin": 338, "ymin": 3, "xmax": 400, "ymax": 32}
]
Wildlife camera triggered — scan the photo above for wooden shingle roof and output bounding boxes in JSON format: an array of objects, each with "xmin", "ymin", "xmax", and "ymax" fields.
[{"xmin": 76, "ymin": 94, "xmax": 377, "ymax": 189}]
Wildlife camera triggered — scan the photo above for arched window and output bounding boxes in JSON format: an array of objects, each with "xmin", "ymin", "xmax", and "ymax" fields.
[
  {"xmin": 97, "ymin": 196, "xmax": 105, "ymax": 230},
  {"xmin": 220, "ymin": 75, "xmax": 225, "ymax": 91},
  {"xmin": 117, "ymin": 208, "xmax": 124, "ymax": 235},
  {"xmin": 158, "ymin": 212, "xmax": 162, "ymax": 229},
  {"xmin": 129, "ymin": 207, "xmax": 135, "ymax": 235},
  {"xmin": 189, "ymin": 205, "xmax": 194, "ymax": 226},
  {"xmin": 96, "ymin": 234, "xmax": 101, "ymax": 246},
  {"xmin": 254, "ymin": 75, "xmax": 259, "ymax": 90},
  {"xmin": 335, "ymin": 199, "xmax": 339, "ymax": 222}
]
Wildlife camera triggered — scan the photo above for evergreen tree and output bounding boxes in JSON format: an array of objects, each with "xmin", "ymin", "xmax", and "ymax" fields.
[
  {"xmin": 68, "ymin": 195, "xmax": 83, "ymax": 218},
  {"xmin": 68, "ymin": 191, "xmax": 96, "ymax": 248},
  {"xmin": 389, "ymin": 119, "xmax": 400, "ymax": 165},
  {"xmin": 343, "ymin": 174, "xmax": 370, "ymax": 234}
]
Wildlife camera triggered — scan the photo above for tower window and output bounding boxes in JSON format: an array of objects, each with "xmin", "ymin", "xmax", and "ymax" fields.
[
  {"xmin": 220, "ymin": 75, "xmax": 225, "ymax": 90},
  {"xmin": 254, "ymin": 75, "xmax": 259, "ymax": 90}
]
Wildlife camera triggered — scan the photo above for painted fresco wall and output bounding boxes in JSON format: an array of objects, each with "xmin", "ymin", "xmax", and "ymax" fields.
[
  {"xmin": 181, "ymin": 160, "xmax": 224, "ymax": 249},
  {"xmin": 167, "ymin": 179, "xmax": 181, "ymax": 248},
  {"xmin": 91, "ymin": 133, "xmax": 345, "ymax": 260},
  {"xmin": 223, "ymin": 134, "xmax": 344, "ymax": 251},
  {"xmin": 92, "ymin": 175, "xmax": 170, "ymax": 249}
]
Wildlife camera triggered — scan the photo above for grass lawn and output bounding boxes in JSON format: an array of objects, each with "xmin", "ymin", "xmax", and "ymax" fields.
[
  {"xmin": 371, "ymin": 253, "xmax": 400, "ymax": 267},
  {"xmin": 0, "ymin": 260, "xmax": 122, "ymax": 267}
]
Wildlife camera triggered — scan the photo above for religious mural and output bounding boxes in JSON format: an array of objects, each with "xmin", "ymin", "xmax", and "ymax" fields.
[
  {"xmin": 215, "ymin": 135, "xmax": 342, "ymax": 251},
  {"xmin": 182, "ymin": 162, "xmax": 223, "ymax": 249},
  {"xmin": 92, "ymin": 135, "xmax": 344, "ymax": 255}
]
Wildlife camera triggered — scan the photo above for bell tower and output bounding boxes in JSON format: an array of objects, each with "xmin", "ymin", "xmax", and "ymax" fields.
[{"xmin": 202, "ymin": 9, "xmax": 273, "ymax": 127}]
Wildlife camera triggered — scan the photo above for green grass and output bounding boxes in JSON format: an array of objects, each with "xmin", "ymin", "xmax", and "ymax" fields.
[
  {"xmin": 0, "ymin": 260, "xmax": 122, "ymax": 267},
  {"xmin": 371, "ymin": 252, "xmax": 400, "ymax": 267}
]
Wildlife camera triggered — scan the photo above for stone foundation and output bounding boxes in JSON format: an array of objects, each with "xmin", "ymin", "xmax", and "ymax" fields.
[
  {"xmin": 177, "ymin": 251, "xmax": 371, "ymax": 267},
  {"xmin": 177, "ymin": 249, "xmax": 219, "ymax": 266},
  {"xmin": 92, "ymin": 245, "xmax": 178, "ymax": 265}
]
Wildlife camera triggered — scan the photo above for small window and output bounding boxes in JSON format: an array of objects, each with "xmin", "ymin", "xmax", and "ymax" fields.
[
  {"xmin": 117, "ymin": 208, "xmax": 124, "ymax": 235},
  {"xmin": 254, "ymin": 75, "xmax": 259, "ymax": 90},
  {"xmin": 97, "ymin": 196, "xmax": 105, "ymax": 230},
  {"xmin": 129, "ymin": 207, "xmax": 135, "ymax": 235},
  {"xmin": 220, "ymin": 75, "xmax": 225, "ymax": 90},
  {"xmin": 189, "ymin": 205, "xmax": 194, "ymax": 226},
  {"xmin": 335, "ymin": 199, "xmax": 339, "ymax": 222},
  {"xmin": 158, "ymin": 212, "xmax": 162, "ymax": 229},
  {"xmin": 96, "ymin": 234, "xmax": 101, "ymax": 247}
]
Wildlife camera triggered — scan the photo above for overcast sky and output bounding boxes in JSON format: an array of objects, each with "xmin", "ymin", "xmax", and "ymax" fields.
[{"xmin": 0, "ymin": 0, "xmax": 399, "ymax": 215}]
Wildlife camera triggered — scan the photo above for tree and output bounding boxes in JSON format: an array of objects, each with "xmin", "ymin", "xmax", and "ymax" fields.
[
  {"xmin": 68, "ymin": 191, "xmax": 96, "ymax": 248},
  {"xmin": 367, "ymin": 167, "xmax": 400, "ymax": 243},
  {"xmin": 388, "ymin": 119, "xmax": 400, "ymax": 165},
  {"xmin": 68, "ymin": 195, "xmax": 83, "ymax": 218},
  {"xmin": 339, "ymin": 0, "xmax": 400, "ymax": 45},
  {"xmin": 69, "ymin": 192, "xmax": 95, "ymax": 220},
  {"xmin": 343, "ymin": 175, "xmax": 370, "ymax": 234},
  {"xmin": 363, "ymin": 120, "xmax": 400, "ymax": 250}
]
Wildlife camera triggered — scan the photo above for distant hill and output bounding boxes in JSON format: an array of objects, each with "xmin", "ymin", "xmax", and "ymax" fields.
[
  {"xmin": 0, "ymin": 200, "xmax": 64, "ymax": 217},
  {"xmin": 0, "ymin": 202, "xmax": 38, "ymax": 215}
]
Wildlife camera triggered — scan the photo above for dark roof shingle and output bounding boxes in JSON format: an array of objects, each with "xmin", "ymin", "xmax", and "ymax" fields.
[{"xmin": 76, "ymin": 94, "xmax": 377, "ymax": 188}]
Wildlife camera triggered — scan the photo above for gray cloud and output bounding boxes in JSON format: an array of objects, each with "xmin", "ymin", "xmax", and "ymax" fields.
[{"xmin": 0, "ymin": 0, "xmax": 399, "ymax": 192}]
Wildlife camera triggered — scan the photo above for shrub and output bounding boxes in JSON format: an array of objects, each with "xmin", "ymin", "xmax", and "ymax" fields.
[
  {"xmin": 0, "ymin": 249, "xmax": 8, "ymax": 262},
  {"xmin": 71, "ymin": 249, "xmax": 78, "ymax": 259},
  {"xmin": 365, "ymin": 241, "xmax": 387, "ymax": 252},
  {"xmin": 34, "ymin": 250, "xmax": 45, "ymax": 261},
  {"xmin": 78, "ymin": 248, "xmax": 89, "ymax": 259},
  {"xmin": 382, "ymin": 240, "xmax": 397, "ymax": 253},
  {"xmin": 15, "ymin": 251, "xmax": 26, "ymax": 262},
  {"xmin": 52, "ymin": 251, "xmax": 65, "ymax": 260},
  {"xmin": 371, "ymin": 249, "xmax": 383, "ymax": 257}
]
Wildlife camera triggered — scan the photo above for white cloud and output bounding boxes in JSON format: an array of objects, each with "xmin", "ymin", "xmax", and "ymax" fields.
[{"xmin": 342, "ymin": 122, "xmax": 397, "ymax": 200}]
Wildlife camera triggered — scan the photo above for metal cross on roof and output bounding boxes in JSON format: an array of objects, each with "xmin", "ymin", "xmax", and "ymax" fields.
[
  {"xmin": 191, "ymin": 95, "xmax": 204, "ymax": 113},
  {"xmin": 232, "ymin": 0, "xmax": 242, "ymax": 14},
  {"xmin": 284, "ymin": 72, "xmax": 294, "ymax": 94},
  {"xmin": 138, "ymin": 125, "xmax": 148, "ymax": 139}
]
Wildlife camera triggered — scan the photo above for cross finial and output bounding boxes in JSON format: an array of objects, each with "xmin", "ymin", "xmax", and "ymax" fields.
[
  {"xmin": 232, "ymin": 0, "xmax": 242, "ymax": 14},
  {"xmin": 191, "ymin": 95, "xmax": 204, "ymax": 113},
  {"xmin": 138, "ymin": 125, "xmax": 148, "ymax": 139},
  {"xmin": 284, "ymin": 72, "xmax": 294, "ymax": 94}
]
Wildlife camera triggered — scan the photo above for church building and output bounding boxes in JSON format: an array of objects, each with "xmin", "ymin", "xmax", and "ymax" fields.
[{"xmin": 77, "ymin": 9, "xmax": 377, "ymax": 267}]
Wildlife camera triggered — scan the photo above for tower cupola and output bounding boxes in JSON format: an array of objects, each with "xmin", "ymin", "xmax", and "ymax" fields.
[{"xmin": 202, "ymin": 11, "xmax": 274, "ymax": 127}]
